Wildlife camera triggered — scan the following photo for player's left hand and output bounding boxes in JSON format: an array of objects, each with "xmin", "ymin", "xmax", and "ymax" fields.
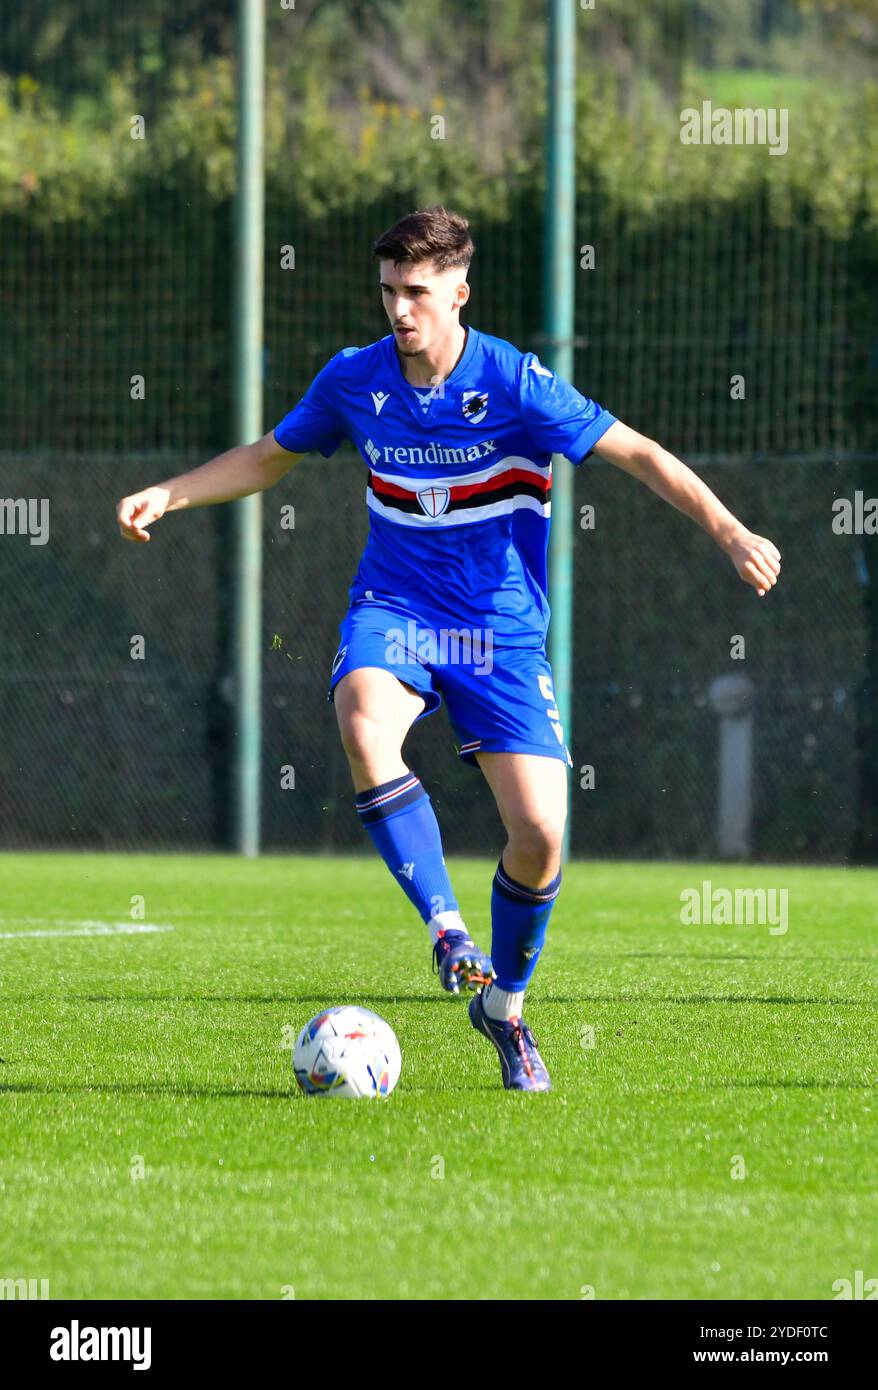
[{"xmin": 727, "ymin": 529, "xmax": 781, "ymax": 597}]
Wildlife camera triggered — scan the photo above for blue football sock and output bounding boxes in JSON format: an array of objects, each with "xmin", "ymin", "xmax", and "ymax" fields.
[
  {"xmin": 355, "ymin": 772, "xmax": 459, "ymax": 925},
  {"xmin": 490, "ymin": 856, "xmax": 562, "ymax": 991}
]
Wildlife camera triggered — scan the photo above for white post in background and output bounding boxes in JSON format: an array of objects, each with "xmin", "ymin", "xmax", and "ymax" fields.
[
  {"xmin": 231, "ymin": 0, "xmax": 265, "ymax": 857},
  {"xmin": 708, "ymin": 673, "xmax": 756, "ymax": 859}
]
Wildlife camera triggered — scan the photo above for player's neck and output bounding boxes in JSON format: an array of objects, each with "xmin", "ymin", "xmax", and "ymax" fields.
[{"xmin": 396, "ymin": 321, "xmax": 467, "ymax": 387}]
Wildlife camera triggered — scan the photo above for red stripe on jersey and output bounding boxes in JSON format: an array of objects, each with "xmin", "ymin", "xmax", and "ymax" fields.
[
  {"xmin": 369, "ymin": 474, "xmax": 418, "ymax": 500},
  {"xmin": 450, "ymin": 467, "xmax": 550, "ymax": 501},
  {"xmin": 369, "ymin": 466, "xmax": 550, "ymax": 502}
]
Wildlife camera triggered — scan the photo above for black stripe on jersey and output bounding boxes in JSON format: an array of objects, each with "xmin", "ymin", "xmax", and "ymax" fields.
[{"xmin": 367, "ymin": 477, "xmax": 552, "ymax": 515}]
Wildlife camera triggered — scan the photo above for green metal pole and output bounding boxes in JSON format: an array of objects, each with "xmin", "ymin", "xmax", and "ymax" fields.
[
  {"xmin": 232, "ymin": 0, "xmax": 265, "ymax": 857},
  {"xmin": 545, "ymin": 0, "xmax": 576, "ymax": 864}
]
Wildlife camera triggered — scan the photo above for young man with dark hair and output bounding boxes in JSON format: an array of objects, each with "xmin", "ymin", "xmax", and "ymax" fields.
[{"xmin": 117, "ymin": 204, "xmax": 780, "ymax": 1092}]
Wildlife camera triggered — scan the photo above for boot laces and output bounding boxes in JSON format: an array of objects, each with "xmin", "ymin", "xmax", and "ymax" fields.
[{"xmin": 508, "ymin": 1016, "xmax": 537, "ymax": 1079}]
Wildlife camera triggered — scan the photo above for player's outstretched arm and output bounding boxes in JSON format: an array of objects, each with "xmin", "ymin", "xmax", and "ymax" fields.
[
  {"xmin": 591, "ymin": 420, "xmax": 781, "ymax": 598},
  {"xmin": 115, "ymin": 431, "xmax": 303, "ymax": 542}
]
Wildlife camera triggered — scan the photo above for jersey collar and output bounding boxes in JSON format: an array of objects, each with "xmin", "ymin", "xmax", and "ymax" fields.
[{"xmin": 390, "ymin": 321, "xmax": 478, "ymax": 393}]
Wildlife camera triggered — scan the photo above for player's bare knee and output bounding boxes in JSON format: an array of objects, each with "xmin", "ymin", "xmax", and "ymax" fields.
[
  {"xmin": 338, "ymin": 708, "xmax": 391, "ymax": 765},
  {"xmin": 506, "ymin": 818, "xmax": 565, "ymax": 879}
]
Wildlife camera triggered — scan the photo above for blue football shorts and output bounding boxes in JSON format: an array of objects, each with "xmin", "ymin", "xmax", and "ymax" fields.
[{"xmin": 326, "ymin": 597, "xmax": 574, "ymax": 770}]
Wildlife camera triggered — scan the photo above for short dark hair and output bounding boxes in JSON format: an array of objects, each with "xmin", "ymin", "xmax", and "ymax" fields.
[{"xmin": 371, "ymin": 205, "xmax": 475, "ymax": 274}]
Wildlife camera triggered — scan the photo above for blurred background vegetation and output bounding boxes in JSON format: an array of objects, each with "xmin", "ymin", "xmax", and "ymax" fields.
[{"xmin": 2, "ymin": 0, "xmax": 878, "ymax": 228}]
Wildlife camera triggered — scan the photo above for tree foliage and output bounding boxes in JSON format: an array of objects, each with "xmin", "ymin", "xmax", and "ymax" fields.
[{"xmin": 2, "ymin": 0, "xmax": 877, "ymax": 231}]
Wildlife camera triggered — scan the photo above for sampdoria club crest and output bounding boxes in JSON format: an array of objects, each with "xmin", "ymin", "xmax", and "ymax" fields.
[
  {"xmin": 462, "ymin": 390, "xmax": 489, "ymax": 424},
  {"xmin": 417, "ymin": 485, "xmax": 451, "ymax": 518}
]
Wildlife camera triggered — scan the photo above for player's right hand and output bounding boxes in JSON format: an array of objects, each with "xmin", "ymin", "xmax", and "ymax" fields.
[{"xmin": 116, "ymin": 486, "xmax": 171, "ymax": 542}]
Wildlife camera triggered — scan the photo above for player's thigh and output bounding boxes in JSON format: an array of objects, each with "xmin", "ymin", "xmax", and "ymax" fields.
[
  {"xmin": 475, "ymin": 750, "xmax": 568, "ymax": 848},
  {"xmin": 333, "ymin": 666, "xmax": 426, "ymax": 755}
]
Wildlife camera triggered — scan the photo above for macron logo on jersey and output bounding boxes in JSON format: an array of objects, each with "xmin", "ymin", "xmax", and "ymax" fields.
[
  {"xmin": 371, "ymin": 390, "xmax": 390, "ymax": 415},
  {"xmin": 528, "ymin": 359, "xmax": 554, "ymax": 378}
]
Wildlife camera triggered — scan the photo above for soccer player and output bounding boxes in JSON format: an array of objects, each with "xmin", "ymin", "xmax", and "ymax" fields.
[{"xmin": 116, "ymin": 205, "xmax": 780, "ymax": 1092}]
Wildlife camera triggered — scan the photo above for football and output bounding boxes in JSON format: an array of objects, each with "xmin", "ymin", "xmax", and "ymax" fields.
[{"xmin": 293, "ymin": 1006, "xmax": 402, "ymax": 1099}]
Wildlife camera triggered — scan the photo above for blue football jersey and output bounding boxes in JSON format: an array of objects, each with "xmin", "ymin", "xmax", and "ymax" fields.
[{"xmin": 273, "ymin": 323, "xmax": 616, "ymax": 647}]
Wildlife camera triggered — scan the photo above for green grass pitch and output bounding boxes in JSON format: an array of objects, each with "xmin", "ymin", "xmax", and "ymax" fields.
[{"xmin": 0, "ymin": 852, "xmax": 876, "ymax": 1301}]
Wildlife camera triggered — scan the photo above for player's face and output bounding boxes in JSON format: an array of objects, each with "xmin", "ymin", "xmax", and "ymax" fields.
[{"xmin": 379, "ymin": 259, "xmax": 469, "ymax": 355}]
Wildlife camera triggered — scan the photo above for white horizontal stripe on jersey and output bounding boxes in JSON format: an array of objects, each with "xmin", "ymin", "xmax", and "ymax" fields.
[{"xmin": 365, "ymin": 489, "xmax": 551, "ymax": 527}]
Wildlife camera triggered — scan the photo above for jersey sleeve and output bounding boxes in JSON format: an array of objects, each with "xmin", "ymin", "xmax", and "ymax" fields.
[
  {"xmin": 518, "ymin": 352, "xmax": 616, "ymax": 464},
  {"xmin": 273, "ymin": 350, "xmax": 347, "ymax": 458}
]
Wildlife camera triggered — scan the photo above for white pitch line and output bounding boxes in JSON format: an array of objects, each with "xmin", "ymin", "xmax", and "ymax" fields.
[{"xmin": 0, "ymin": 921, "xmax": 174, "ymax": 941}]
